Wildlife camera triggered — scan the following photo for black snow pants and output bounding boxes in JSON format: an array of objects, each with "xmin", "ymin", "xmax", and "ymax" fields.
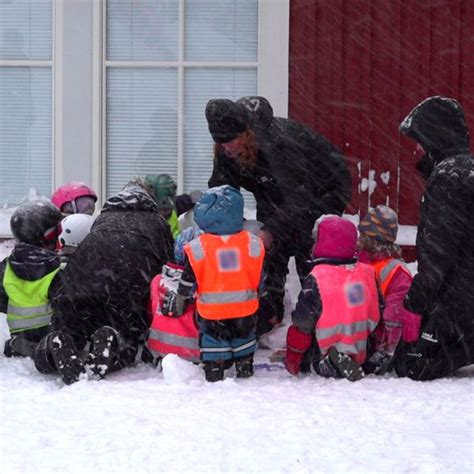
[
  {"xmin": 394, "ymin": 332, "xmax": 473, "ymax": 381},
  {"xmin": 257, "ymin": 237, "xmax": 312, "ymax": 336}
]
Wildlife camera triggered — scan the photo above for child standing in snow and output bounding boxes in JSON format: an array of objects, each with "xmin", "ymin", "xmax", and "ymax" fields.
[
  {"xmin": 168, "ymin": 185, "xmax": 265, "ymax": 382},
  {"xmin": 0, "ymin": 201, "xmax": 62, "ymax": 359},
  {"xmin": 285, "ymin": 216, "xmax": 380, "ymax": 381},
  {"xmin": 356, "ymin": 205, "xmax": 421, "ymax": 374}
]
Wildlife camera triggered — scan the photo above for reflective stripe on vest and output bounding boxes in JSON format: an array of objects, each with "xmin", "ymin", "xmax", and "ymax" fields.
[
  {"xmin": 248, "ymin": 234, "xmax": 262, "ymax": 258},
  {"xmin": 187, "ymin": 237, "xmax": 205, "ymax": 261},
  {"xmin": 200, "ymin": 289, "xmax": 258, "ymax": 305},
  {"xmin": 148, "ymin": 328, "xmax": 199, "ymax": 350},
  {"xmin": 373, "ymin": 258, "xmax": 411, "ymax": 298},
  {"xmin": 3, "ymin": 262, "xmax": 58, "ymax": 334},
  {"xmin": 316, "ymin": 320, "xmax": 370, "ymax": 340}
]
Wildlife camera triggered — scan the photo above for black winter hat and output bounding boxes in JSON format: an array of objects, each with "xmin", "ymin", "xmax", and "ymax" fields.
[
  {"xmin": 399, "ymin": 96, "xmax": 470, "ymax": 160},
  {"xmin": 205, "ymin": 99, "xmax": 250, "ymax": 143}
]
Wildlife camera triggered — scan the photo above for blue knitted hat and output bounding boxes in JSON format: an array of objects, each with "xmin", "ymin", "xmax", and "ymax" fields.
[{"xmin": 194, "ymin": 185, "xmax": 244, "ymax": 235}]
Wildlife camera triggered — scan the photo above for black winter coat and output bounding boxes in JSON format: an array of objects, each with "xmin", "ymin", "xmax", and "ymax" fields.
[
  {"xmin": 208, "ymin": 115, "xmax": 352, "ymax": 249},
  {"xmin": 50, "ymin": 187, "xmax": 174, "ymax": 347},
  {"xmin": 401, "ymin": 97, "xmax": 474, "ymax": 344}
]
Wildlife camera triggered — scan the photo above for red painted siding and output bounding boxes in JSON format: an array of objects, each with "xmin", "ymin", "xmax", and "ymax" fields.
[{"xmin": 289, "ymin": 0, "xmax": 474, "ymax": 224}]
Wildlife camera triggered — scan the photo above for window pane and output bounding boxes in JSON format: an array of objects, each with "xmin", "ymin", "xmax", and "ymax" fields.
[
  {"xmin": 0, "ymin": 67, "xmax": 52, "ymax": 205},
  {"xmin": 106, "ymin": 68, "xmax": 178, "ymax": 197},
  {"xmin": 185, "ymin": 0, "xmax": 258, "ymax": 62},
  {"xmin": 184, "ymin": 68, "xmax": 256, "ymax": 208},
  {"xmin": 0, "ymin": 0, "xmax": 52, "ymax": 60},
  {"xmin": 107, "ymin": 0, "xmax": 179, "ymax": 61}
]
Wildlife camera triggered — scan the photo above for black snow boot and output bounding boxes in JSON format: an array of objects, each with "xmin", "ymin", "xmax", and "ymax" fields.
[
  {"xmin": 235, "ymin": 355, "xmax": 254, "ymax": 378},
  {"xmin": 204, "ymin": 360, "xmax": 225, "ymax": 382},
  {"xmin": 328, "ymin": 347, "xmax": 364, "ymax": 382},
  {"xmin": 85, "ymin": 326, "xmax": 120, "ymax": 379},
  {"xmin": 46, "ymin": 331, "xmax": 84, "ymax": 385}
]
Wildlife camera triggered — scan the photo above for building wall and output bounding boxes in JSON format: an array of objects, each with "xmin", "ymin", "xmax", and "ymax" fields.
[{"xmin": 289, "ymin": 0, "xmax": 474, "ymax": 224}]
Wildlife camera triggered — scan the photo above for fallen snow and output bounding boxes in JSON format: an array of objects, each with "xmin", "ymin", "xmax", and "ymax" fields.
[{"xmin": 0, "ymin": 249, "xmax": 472, "ymax": 472}]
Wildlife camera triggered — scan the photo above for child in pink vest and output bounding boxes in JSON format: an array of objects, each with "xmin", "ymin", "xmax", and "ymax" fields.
[
  {"xmin": 285, "ymin": 216, "xmax": 380, "ymax": 381},
  {"xmin": 357, "ymin": 205, "xmax": 422, "ymax": 375}
]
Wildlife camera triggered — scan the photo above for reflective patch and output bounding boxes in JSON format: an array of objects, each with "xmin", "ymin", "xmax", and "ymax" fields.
[
  {"xmin": 345, "ymin": 282, "xmax": 365, "ymax": 306},
  {"xmin": 217, "ymin": 247, "xmax": 240, "ymax": 272}
]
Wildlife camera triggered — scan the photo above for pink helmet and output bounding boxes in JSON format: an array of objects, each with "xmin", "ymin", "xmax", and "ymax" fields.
[{"xmin": 51, "ymin": 182, "xmax": 97, "ymax": 213}]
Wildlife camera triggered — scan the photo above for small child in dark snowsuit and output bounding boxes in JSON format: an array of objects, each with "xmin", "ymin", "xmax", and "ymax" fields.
[
  {"xmin": 0, "ymin": 201, "xmax": 62, "ymax": 359},
  {"xmin": 170, "ymin": 185, "xmax": 265, "ymax": 382},
  {"xmin": 356, "ymin": 205, "xmax": 421, "ymax": 374},
  {"xmin": 285, "ymin": 216, "xmax": 380, "ymax": 381}
]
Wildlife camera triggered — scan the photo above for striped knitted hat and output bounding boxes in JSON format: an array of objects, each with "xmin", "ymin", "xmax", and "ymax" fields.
[{"xmin": 358, "ymin": 205, "xmax": 398, "ymax": 244}]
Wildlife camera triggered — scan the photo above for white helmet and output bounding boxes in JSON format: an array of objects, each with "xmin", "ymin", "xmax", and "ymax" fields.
[{"xmin": 59, "ymin": 214, "xmax": 94, "ymax": 248}]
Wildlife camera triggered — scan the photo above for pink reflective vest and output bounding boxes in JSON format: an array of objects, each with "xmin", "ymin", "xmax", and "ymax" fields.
[
  {"xmin": 311, "ymin": 262, "xmax": 380, "ymax": 365},
  {"xmin": 146, "ymin": 265, "xmax": 200, "ymax": 362}
]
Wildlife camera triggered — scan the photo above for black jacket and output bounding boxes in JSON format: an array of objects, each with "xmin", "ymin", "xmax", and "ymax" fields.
[
  {"xmin": 401, "ymin": 97, "xmax": 474, "ymax": 343},
  {"xmin": 50, "ymin": 186, "xmax": 174, "ymax": 346},
  {"xmin": 208, "ymin": 115, "xmax": 352, "ymax": 248}
]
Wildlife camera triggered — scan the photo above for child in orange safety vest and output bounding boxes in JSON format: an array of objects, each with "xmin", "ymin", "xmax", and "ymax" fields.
[
  {"xmin": 357, "ymin": 205, "xmax": 422, "ymax": 375},
  {"xmin": 285, "ymin": 216, "xmax": 380, "ymax": 381},
  {"xmin": 165, "ymin": 185, "xmax": 265, "ymax": 382}
]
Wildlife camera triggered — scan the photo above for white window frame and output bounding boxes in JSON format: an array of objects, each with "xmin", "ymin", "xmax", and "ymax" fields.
[
  {"xmin": 0, "ymin": 0, "xmax": 60, "ymax": 201},
  {"xmin": 92, "ymin": 0, "xmax": 289, "ymax": 202}
]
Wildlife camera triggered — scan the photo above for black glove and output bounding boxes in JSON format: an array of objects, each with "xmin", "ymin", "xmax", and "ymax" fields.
[{"xmin": 161, "ymin": 291, "xmax": 187, "ymax": 317}]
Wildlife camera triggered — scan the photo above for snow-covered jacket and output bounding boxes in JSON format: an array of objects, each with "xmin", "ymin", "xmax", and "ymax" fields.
[
  {"xmin": 208, "ymin": 99, "xmax": 351, "ymax": 249},
  {"xmin": 400, "ymin": 97, "xmax": 474, "ymax": 346},
  {"xmin": 49, "ymin": 185, "xmax": 174, "ymax": 348}
]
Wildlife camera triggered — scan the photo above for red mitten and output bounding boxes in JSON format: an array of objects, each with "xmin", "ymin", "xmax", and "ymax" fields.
[
  {"xmin": 402, "ymin": 311, "xmax": 422, "ymax": 343},
  {"xmin": 284, "ymin": 325, "xmax": 312, "ymax": 375}
]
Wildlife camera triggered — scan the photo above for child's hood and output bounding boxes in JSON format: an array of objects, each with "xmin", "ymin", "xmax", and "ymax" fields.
[{"xmin": 8, "ymin": 243, "xmax": 60, "ymax": 281}]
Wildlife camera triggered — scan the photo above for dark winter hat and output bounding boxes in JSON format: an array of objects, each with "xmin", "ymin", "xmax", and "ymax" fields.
[
  {"xmin": 312, "ymin": 216, "xmax": 357, "ymax": 259},
  {"xmin": 399, "ymin": 96, "xmax": 470, "ymax": 159},
  {"xmin": 237, "ymin": 96, "xmax": 274, "ymax": 131},
  {"xmin": 194, "ymin": 185, "xmax": 244, "ymax": 235},
  {"xmin": 205, "ymin": 99, "xmax": 250, "ymax": 144},
  {"xmin": 10, "ymin": 200, "xmax": 62, "ymax": 246},
  {"xmin": 358, "ymin": 205, "xmax": 398, "ymax": 244}
]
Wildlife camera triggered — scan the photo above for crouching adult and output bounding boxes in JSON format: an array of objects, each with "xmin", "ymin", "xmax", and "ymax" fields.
[{"xmin": 34, "ymin": 179, "xmax": 174, "ymax": 384}]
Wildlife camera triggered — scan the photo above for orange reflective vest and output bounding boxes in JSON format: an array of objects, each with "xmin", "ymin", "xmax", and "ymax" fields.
[
  {"xmin": 311, "ymin": 262, "xmax": 380, "ymax": 364},
  {"xmin": 146, "ymin": 267, "xmax": 200, "ymax": 362},
  {"xmin": 371, "ymin": 258, "xmax": 412, "ymax": 298},
  {"xmin": 184, "ymin": 231, "xmax": 265, "ymax": 320}
]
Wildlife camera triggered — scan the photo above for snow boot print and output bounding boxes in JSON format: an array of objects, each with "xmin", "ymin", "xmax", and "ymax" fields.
[
  {"xmin": 328, "ymin": 347, "xmax": 364, "ymax": 382},
  {"xmin": 235, "ymin": 355, "xmax": 254, "ymax": 378},
  {"xmin": 86, "ymin": 326, "xmax": 120, "ymax": 379},
  {"xmin": 47, "ymin": 331, "xmax": 84, "ymax": 385}
]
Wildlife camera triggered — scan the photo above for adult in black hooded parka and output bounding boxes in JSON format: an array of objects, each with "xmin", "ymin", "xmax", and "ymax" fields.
[
  {"xmin": 35, "ymin": 179, "xmax": 174, "ymax": 384},
  {"xmin": 206, "ymin": 97, "xmax": 352, "ymax": 335},
  {"xmin": 396, "ymin": 96, "xmax": 474, "ymax": 380}
]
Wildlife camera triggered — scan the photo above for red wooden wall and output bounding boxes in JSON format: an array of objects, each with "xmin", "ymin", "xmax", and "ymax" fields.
[{"xmin": 289, "ymin": 0, "xmax": 474, "ymax": 224}]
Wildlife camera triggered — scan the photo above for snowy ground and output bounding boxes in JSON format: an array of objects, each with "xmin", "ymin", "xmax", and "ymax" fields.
[{"xmin": 1, "ymin": 246, "xmax": 473, "ymax": 473}]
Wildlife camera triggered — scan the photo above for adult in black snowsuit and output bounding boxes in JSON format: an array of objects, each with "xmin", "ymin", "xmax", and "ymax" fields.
[
  {"xmin": 206, "ymin": 96, "xmax": 352, "ymax": 334},
  {"xmin": 395, "ymin": 96, "xmax": 474, "ymax": 380},
  {"xmin": 35, "ymin": 180, "xmax": 174, "ymax": 383}
]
